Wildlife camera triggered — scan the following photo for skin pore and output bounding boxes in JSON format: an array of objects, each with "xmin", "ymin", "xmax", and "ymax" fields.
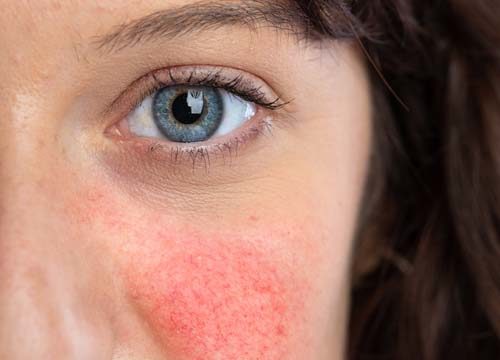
[{"xmin": 0, "ymin": 1, "xmax": 372, "ymax": 359}]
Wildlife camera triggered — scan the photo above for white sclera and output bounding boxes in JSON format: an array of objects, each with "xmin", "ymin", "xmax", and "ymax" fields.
[
  {"xmin": 127, "ymin": 89, "xmax": 257, "ymax": 140},
  {"xmin": 127, "ymin": 96, "xmax": 162, "ymax": 138}
]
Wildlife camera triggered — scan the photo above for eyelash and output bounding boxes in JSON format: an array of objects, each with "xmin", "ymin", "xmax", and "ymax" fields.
[
  {"xmin": 108, "ymin": 66, "xmax": 289, "ymax": 168},
  {"xmin": 120, "ymin": 69, "xmax": 288, "ymax": 119},
  {"xmin": 157, "ymin": 69, "xmax": 287, "ymax": 110}
]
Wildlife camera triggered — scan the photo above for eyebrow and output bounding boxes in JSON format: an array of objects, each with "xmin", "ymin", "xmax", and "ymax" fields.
[{"xmin": 93, "ymin": 0, "xmax": 353, "ymax": 53}]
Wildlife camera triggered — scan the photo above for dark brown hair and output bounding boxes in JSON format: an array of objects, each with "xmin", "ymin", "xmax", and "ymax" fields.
[{"xmin": 294, "ymin": 0, "xmax": 500, "ymax": 359}]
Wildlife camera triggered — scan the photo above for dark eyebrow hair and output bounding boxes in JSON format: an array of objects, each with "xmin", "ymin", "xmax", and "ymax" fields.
[{"xmin": 93, "ymin": 0, "xmax": 354, "ymax": 53}]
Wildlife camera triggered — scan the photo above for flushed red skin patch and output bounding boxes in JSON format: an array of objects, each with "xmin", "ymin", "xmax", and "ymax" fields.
[
  {"xmin": 126, "ymin": 232, "xmax": 310, "ymax": 360},
  {"xmin": 69, "ymin": 187, "xmax": 313, "ymax": 359}
]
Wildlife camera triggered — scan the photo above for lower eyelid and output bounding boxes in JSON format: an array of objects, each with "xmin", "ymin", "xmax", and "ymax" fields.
[
  {"xmin": 98, "ymin": 116, "xmax": 277, "ymax": 210},
  {"xmin": 99, "ymin": 111, "xmax": 288, "ymax": 201},
  {"xmin": 116, "ymin": 109, "xmax": 274, "ymax": 162}
]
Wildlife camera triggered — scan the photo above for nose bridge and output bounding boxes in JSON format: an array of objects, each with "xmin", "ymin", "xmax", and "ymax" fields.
[{"xmin": 0, "ymin": 110, "xmax": 114, "ymax": 360}]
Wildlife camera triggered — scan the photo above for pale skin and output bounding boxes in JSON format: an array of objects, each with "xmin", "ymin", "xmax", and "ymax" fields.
[{"xmin": 0, "ymin": 1, "xmax": 372, "ymax": 359}]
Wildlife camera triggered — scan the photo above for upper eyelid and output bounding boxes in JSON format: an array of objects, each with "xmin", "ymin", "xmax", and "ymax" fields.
[
  {"xmin": 154, "ymin": 67, "xmax": 288, "ymax": 110},
  {"xmin": 103, "ymin": 65, "xmax": 289, "ymax": 119}
]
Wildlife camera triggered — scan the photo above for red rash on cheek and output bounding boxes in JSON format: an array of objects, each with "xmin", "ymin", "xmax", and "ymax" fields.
[
  {"xmin": 125, "ymin": 233, "xmax": 310, "ymax": 360},
  {"xmin": 66, "ymin": 187, "xmax": 314, "ymax": 359}
]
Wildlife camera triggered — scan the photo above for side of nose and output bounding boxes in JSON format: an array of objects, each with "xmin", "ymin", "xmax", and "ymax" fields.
[{"xmin": 0, "ymin": 121, "xmax": 115, "ymax": 360}]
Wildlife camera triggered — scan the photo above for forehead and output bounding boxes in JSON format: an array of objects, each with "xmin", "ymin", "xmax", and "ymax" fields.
[
  {"xmin": 0, "ymin": 0, "xmax": 324, "ymax": 86},
  {"xmin": 1, "ymin": 0, "xmax": 180, "ymax": 43},
  {"xmin": 0, "ymin": 1, "xmax": 245, "ymax": 92},
  {"xmin": 0, "ymin": 0, "xmax": 307, "ymax": 67}
]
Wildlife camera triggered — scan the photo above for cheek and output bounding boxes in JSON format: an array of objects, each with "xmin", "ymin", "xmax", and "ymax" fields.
[
  {"xmin": 124, "ymin": 229, "xmax": 312, "ymax": 360},
  {"xmin": 67, "ymin": 186, "xmax": 324, "ymax": 359}
]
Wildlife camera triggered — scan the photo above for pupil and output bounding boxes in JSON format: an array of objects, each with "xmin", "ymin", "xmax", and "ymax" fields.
[{"xmin": 172, "ymin": 92, "xmax": 204, "ymax": 125}]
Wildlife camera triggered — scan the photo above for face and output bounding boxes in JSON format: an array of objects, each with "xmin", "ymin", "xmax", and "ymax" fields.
[{"xmin": 0, "ymin": 1, "xmax": 372, "ymax": 359}]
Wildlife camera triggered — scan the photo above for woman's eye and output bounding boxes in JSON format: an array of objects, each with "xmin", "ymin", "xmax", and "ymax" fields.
[{"xmin": 127, "ymin": 85, "xmax": 256, "ymax": 143}]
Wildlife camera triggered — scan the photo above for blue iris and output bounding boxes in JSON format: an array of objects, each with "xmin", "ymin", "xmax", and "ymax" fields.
[{"xmin": 152, "ymin": 85, "xmax": 224, "ymax": 143}]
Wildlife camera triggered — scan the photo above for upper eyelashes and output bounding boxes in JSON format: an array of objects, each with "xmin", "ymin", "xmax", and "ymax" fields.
[
  {"xmin": 109, "ymin": 66, "xmax": 288, "ymax": 146},
  {"xmin": 159, "ymin": 67, "xmax": 287, "ymax": 111}
]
